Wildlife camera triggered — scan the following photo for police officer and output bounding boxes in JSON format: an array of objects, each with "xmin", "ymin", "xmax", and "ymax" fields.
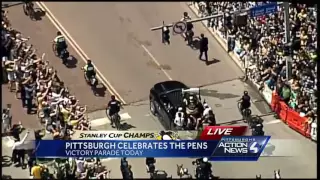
[
  {"xmin": 195, "ymin": 157, "xmax": 212, "ymax": 178},
  {"xmin": 53, "ymin": 31, "xmax": 67, "ymax": 57},
  {"xmin": 82, "ymin": 60, "xmax": 95, "ymax": 82},
  {"xmin": 181, "ymin": 168, "xmax": 192, "ymax": 179},
  {"xmin": 162, "ymin": 26, "xmax": 170, "ymax": 45},
  {"xmin": 199, "ymin": 33, "xmax": 208, "ymax": 63},
  {"xmin": 107, "ymin": 95, "xmax": 121, "ymax": 126},
  {"xmin": 181, "ymin": 12, "xmax": 194, "ymax": 45},
  {"xmin": 252, "ymin": 121, "xmax": 264, "ymax": 136},
  {"xmin": 146, "ymin": 157, "xmax": 156, "ymax": 173},
  {"xmin": 120, "ymin": 157, "xmax": 128, "ymax": 171},
  {"xmin": 240, "ymin": 91, "xmax": 251, "ymax": 112},
  {"xmin": 120, "ymin": 158, "xmax": 133, "ymax": 179}
]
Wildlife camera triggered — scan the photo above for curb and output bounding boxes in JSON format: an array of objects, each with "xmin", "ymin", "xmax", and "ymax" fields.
[
  {"xmin": 186, "ymin": 3, "xmax": 268, "ymax": 103},
  {"xmin": 186, "ymin": 3, "xmax": 317, "ymax": 141},
  {"xmin": 187, "ymin": 3, "xmax": 245, "ymax": 70}
]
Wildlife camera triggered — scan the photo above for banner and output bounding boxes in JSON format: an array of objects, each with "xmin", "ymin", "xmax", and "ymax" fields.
[{"xmin": 35, "ymin": 136, "xmax": 270, "ymax": 161}]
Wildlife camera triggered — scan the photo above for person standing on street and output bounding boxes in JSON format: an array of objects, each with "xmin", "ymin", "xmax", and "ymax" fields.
[
  {"xmin": 12, "ymin": 130, "xmax": 30, "ymax": 167},
  {"xmin": 24, "ymin": 79, "xmax": 35, "ymax": 114},
  {"xmin": 199, "ymin": 33, "xmax": 209, "ymax": 64}
]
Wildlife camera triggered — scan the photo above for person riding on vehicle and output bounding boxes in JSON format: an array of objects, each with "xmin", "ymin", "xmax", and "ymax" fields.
[
  {"xmin": 181, "ymin": 168, "xmax": 192, "ymax": 179},
  {"xmin": 186, "ymin": 95, "xmax": 198, "ymax": 115},
  {"xmin": 107, "ymin": 95, "xmax": 121, "ymax": 123},
  {"xmin": 239, "ymin": 91, "xmax": 251, "ymax": 112},
  {"xmin": 181, "ymin": 12, "xmax": 194, "ymax": 45},
  {"xmin": 252, "ymin": 121, "xmax": 264, "ymax": 136},
  {"xmin": 202, "ymin": 103, "xmax": 212, "ymax": 119},
  {"xmin": 145, "ymin": 157, "xmax": 156, "ymax": 173},
  {"xmin": 120, "ymin": 157, "xmax": 128, "ymax": 171},
  {"xmin": 146, "ymin": 157, "xmax": 155, "ymax": 166},
  {"xmin": 200, "ymin": 157, "xmax": 213, "ymax": 178},
  {"xmin": 24, "ymin": 1, "xmax": 34, "ymax": 12},
  {"xmin": 53, "ymin": 31, "xmax": 67, "ymax": 57},
  {"xmin": 201, "ymin": 103, "xmax": 216, "ymax": 126},
  {"xmin": 83, "ymin": 60, "xmax": 96, "ymax": 81},
  {"xmin": 174, "ymin": 107, "xmax": 185, "ymax": 130},
  {"xmin": 181, "ymin": 12, "xmax": 191, "ymax": 21}
]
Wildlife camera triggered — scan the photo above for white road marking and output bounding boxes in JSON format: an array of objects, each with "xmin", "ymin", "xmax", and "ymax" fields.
[
  {"xmin": 36, "ymin": 2, "xmax": 126, "ymax": 104},
  {"xmin": 120, "ymin": 112, "xmax": 132, "ymax": 120},
  {"xmin": 140, "ymin": 44, "xmax": 173, "ymax": 80},
  {"xmin": 265, "ymin": 119, "xmax": 282, "ymax": 125},
  {"xmin": 90, "ymin": 112, "xmax": 131, "ymax": 127},
  {"xmin": 3, "ymin": 136, "xmax": 15, "ymax": 147},
  {"xmin": 90, "ymin": 117, "xmax": 111, "ymax": 127}
]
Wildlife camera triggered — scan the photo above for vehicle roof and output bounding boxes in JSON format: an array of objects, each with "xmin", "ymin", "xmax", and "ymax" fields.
[
  {"xmin": 153, "ymin": 81, "xmax": 189, "ymax": 108},
  {"xmin": 153, "ymin": 81, "xmax": 188, "ymax": 94}
]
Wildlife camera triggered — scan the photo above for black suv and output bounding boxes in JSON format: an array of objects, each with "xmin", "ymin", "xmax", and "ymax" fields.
[{"xmin": 149, "ymin": 80, "xmax": 203, "ymax": 130}]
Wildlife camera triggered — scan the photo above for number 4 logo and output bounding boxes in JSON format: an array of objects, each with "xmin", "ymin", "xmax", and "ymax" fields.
[{"xmin": 249, "ymin": 142, "xmax": 259, "ymax": 153}]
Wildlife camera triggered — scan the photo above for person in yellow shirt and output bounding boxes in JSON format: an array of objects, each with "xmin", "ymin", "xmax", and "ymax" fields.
[{"xmin": 31, "ymin": 164, "xmax": 42, "ymax": 179}]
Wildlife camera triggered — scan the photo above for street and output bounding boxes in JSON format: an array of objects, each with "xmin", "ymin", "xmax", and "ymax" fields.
[{"xmin": 2, "ymin": 2, "xmax": 317, "ymax": 178}]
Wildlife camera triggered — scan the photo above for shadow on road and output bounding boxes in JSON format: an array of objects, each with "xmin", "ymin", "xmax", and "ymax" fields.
[
  {"xmin": 206, "ymin": 58, "xmax": 220, "ymax": 66},
  {"xmin": 65, "ymin": 55, "xmax": 78, "ymax": 69},
  {"xmin": 33, "ymin": 8, "xmax": 46, "ymax": 21},
  {"xmin": 93, "ymin": 83, "xmax": 107, "ymax": 97},
  {"xmin": 2, "ymin": 156, "xmax": 12, "ymax": 167},
  {"xmin": 191, "ymin": 37, "xmax": 200, "ymax": 50},
  {"xmin": 120, "ymin": 123, "xmax": 136, "ymax": 130}
]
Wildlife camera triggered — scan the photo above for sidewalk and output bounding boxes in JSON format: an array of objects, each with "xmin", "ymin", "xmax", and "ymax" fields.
[{"xmin": 186, "ymin": 3, "xmax": 316, "ymax": 141}]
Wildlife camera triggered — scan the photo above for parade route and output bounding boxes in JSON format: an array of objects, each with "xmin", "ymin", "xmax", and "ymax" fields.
[{"xmin": 2, "ymin": 2, "xmax": 317, "ymax": 178}]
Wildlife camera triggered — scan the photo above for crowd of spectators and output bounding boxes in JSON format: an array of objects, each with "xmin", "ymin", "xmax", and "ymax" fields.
[
  {"xmin": 193, "ymin": 2, "xmax": 317, "ymax": 120},
  {"xmin": 2, "ymin": 9, "xmax": 95, "ymax": 178},
  {"xmin": 2, "ymin": 10, "xmax": 91, "ymax": 139}
]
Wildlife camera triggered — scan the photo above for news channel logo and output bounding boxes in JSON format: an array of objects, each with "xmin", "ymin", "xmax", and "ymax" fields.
[
  {"xmin": 155, "ymin": 131, "xmax": 179, "ymax": 140},
  {"xmin": 212, "ymin": 136, "xmax": 270, "ymax": 157}
]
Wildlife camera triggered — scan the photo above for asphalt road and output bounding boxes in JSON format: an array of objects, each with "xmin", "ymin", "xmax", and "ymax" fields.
[
  {"xmin": 36, "ymin": 2, "xmax": 244, "ymax": 103},
  {"xmin": 3, "ymin": 2, "xmax": 317, "ymax": 179},
  {"xmin": 2, "ymin": 4, "xmax": 111, "ymax": 177},
  {"xmin": 89, "ymin": 79, "xmax": 317, "ymax": 179}
]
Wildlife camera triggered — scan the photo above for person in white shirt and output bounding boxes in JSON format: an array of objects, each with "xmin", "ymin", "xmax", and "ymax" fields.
[
  {"xmin": 202, "ymin": 103, "xmax": 212, "ymax": 118},
  {"xmin": 181, "ymin": 12, "xmax": 191, "ymax": 21},
  {"xmin": 310, "ymin": 119, "xmax": 317, "ymax": 141},
  {"xmin": 199, "ymin": 103, "xmax": 216, "ymax": 128},
  {"xmin": 174, "ymin": 107, "xmax": 185, "ymax": 130},
  {"xmin": 75, "ymin": 157, "xmax": 86, "ymax": 178},
  {"xmin": 12, "ymin": 130, "xmax": 30, "ymax": 166}
]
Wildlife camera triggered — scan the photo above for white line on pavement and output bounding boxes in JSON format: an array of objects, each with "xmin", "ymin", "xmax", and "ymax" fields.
[
  {"xmin": 90, "ymin": 117, "xmax": 111, "ymax": 127},
  {"xmin": 265, "ymin": 119, "xmax": 282, "ymax": 125},
  {"xmin": 90, "ymin": 112, "xmax": 132, "ymax": 127},
  {"xmin": 140, "ymin": 44, "xmax": 173, "ymax": 80},
  {"xmin": 120, "ymin": 112, "xmax": 132, "ymax": 120},
  {"xmin": 36, "ymin": 2, "xmax": 126, "ymax": 104}
]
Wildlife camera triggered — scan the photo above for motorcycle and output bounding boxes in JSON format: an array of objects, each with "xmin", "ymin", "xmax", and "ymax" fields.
[
  {"xmin": 60, "ymin": 48, "xmax": 70, "ymax": 64},
  {"xmin": 106, "ymin": 109, "xmax": 121, "ymax": 130},
  {"xmin": 237, "ymin": 101, "xmax": 252, "ymax": 121},
  {"xmin": 23, "ymin": 3, "xmax": 35, "ymax": 20},
  {"xmin": 82, "ymin": 68, "xmax": 98, "ymax": 88},
  {"xmin": 52, "ymin": 42, "xmax": 69, "ymax": 64},
  {"xmin": 185, "ymin": 30, "xmax": 194, "ymax": 46},
  {"xmin": 192, "ymin": 159, "xmax": 218, "ymax": 179},
  {"xmin": 251, "ymin": 123, "xmax": 265, "ymax": 136}
]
